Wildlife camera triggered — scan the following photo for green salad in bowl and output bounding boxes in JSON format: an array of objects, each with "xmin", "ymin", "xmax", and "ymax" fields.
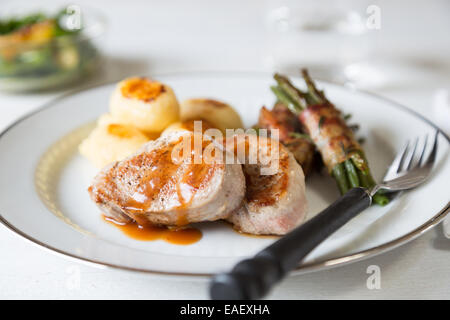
[{"xmin": 0, "ymin": 6, "xmax": 104, "ymax": 91}]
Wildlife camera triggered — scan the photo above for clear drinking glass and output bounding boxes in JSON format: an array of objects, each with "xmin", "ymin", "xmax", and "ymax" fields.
[{"xmin": 266, "ymin": 0, "xmax": 381, "ymax": 86}]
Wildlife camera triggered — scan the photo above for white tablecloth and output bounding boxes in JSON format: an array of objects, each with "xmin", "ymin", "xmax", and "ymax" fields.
[{"xmin": 0, "ymin": 0, "xmax": 449, "ymax": 299}]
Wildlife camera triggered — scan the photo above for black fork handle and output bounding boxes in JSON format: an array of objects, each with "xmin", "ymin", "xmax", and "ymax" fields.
[{"xmin": 210, "ymin": 187, "xmax": 372, "ymax": 300}]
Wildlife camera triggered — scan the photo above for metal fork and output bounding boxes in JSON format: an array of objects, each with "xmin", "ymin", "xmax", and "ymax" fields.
[
  {"xmin": 378, "ymin": 132, "xmax": 438, "ymax": 194},
  {"xmin": 210, "ymin": 131, "xmax": 439, "ymax": 300}
]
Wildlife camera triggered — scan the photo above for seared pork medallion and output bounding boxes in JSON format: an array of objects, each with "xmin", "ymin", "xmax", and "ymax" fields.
[
  {"xmin": 224, "ymin": 134, "xmax": 307, "ymax": 235},
  {"xmin": 88, "ymin": 131, "xmax": 245, "ymax": 227}
]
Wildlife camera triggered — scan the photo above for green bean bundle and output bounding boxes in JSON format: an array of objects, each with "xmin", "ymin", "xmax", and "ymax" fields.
[{"xmin": 271, "ymin": 70, "xmax": 388, "ymax": 205}]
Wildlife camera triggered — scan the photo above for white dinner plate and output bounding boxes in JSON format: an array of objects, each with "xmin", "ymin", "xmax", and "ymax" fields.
[{"xmin": 0, "ymin": 71, "xmax": 448, "ymax": 277}]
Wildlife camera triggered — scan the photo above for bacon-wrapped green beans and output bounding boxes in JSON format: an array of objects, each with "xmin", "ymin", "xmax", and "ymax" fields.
[{"xmin": 271, "ymin": 70, "xmax": 388, "ymax": 205}]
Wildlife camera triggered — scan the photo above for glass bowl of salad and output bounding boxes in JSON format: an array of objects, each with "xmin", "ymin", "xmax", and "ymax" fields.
[{"xmin": 0, "ymin": 5, "xmax": 105, "ymax": 92}]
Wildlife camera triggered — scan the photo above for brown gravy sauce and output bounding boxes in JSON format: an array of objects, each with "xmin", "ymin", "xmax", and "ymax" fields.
[
  {"xmin": 110, "ymin": 135, "xmax": 220, "ymax": 226},
  {"xmin": 102, "ymin": 215, "xmax": 202, "ymax": 245}
]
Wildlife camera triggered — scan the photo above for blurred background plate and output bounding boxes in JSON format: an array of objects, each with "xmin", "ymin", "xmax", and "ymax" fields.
[{"xmin": 0, "ymin": 3, "xmax": 105, "ymax": 92}]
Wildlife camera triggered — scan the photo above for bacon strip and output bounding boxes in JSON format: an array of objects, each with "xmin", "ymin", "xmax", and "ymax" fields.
[
  {"xmin": 258, "ymin": 103, "xmax": 315, "ymax": 174},
  {"xmin": 299, "ymin": 103, "xmax": 361, "ymax": 173}
]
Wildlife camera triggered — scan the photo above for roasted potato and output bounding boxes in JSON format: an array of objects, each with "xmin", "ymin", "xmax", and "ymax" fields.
[
  {"xmin": 161, "ymin": 119, "xmax": 217, "ymax": 136},
  {"xmin": 180, "ymin": 98, "xmax": 243, "ymax": 133},
  {"xmin": 79, "ymin": 114, "xmax": 150, "ymax": 168},
  {"xmin": 109, "ymin": 77, "xmax": 180, "ymax": 133}
]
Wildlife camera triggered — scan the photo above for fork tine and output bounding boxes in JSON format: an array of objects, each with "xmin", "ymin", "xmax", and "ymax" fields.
[
  {"xmin": 382, "ymin": 131, "xmax": 439, "ymax": 192},
  {"xmin": 415, "ymin": 134, "xmax": 428, "ymax": 168},
  {"xmin": 405, "ymin": 137, "xmax": 419, "ymax": 170},
  {"xmin": 423, "ymin": 130, "xmax": 439, "ymax": 167},
  {"xmin": 396, "ymin": 140, "xmax": 411, "ymax": 173},
  {"xmin": 383, "ymin": 140, "xmax": 409, "ymax": 181}
]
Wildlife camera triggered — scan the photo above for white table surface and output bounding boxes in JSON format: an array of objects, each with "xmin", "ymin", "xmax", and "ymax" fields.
[{"xmin": 0, "ymin": 0, "xmax": 449, "ymax": 299}]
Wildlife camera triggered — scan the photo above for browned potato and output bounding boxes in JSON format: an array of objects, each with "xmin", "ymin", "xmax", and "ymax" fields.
[
  {"xmin": 180, "ymin": 98, "xmax": 243, "ymax": 133},
  {"xmin": 109, "ymin": 77, "xmax": 180, "ymax": 133},
  {"xmin": 161, "ymin": 119, "xmax": 217, "ymax": 136},
  {"xmin": 79, "ymin": 114, "xmax": 150, "ymax": 168}
]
